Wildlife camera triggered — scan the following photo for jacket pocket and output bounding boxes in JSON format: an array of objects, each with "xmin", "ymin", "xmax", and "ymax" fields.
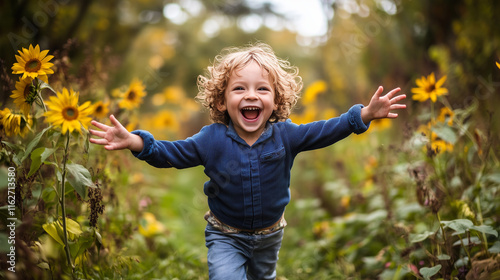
[{"xmin": 260, "ymin": 146, "xmax": 285, "ymax": 162}]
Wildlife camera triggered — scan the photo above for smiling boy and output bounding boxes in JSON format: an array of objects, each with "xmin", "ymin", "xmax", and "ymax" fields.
[{"xmin": 89, "ymin": 43, "xmax": 406, "ymax": 279}]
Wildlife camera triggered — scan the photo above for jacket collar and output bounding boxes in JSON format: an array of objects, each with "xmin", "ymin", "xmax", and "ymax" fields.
[{"xmin": 226, "ymin": 120, "xmax": 273, "ymax": 147}]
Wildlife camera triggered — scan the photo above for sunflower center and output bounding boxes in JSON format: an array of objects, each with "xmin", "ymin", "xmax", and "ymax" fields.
[
  {"xmin": 127, "ymin": 91, "xmax": 136, "ymax": 100},
  {"xmin": 425, "ymin": 84, "xmax": 436, "ymax": 93},
  {"xmin": 25, "ymin": 59, "xmax": 42, "ymax": 72},
  {"xmin": 20, "ymin": 116, "xmax": 28, "ymax": 130},
  {"xmin": 62, "ymin": 106, "xmax": 79, "ymax": 121},
  {"xmin": 95, "ymin": 105, "xmax": 103, "ymax": 114},
  {"xmin": 24, "ymin": 83, "xmax": 38, "ymax": 104}
]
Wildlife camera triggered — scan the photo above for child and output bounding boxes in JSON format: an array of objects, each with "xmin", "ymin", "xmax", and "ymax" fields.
[{"xmin": 89, "ymin": 43, "xmax": 406, "ymax": 279}]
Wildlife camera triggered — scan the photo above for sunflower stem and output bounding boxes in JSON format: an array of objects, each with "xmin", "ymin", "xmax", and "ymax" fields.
[
  {"xmin": 35, "ymin": 78, "xmax": 48, "ymax": 113},
  {"xmin": 436, "ymin": 212, "xmax": 448, "ymax": 254},
  {"xmin": 60, "ymin": 133, "xmax": 74, "ymax": 270},
  {"xmin": 476, "ymin": 195, "xmax": 491, "ymax": 258},
  {"xmin": 428, "ymin": 101, "xmax": 435, "ymax": 150}
]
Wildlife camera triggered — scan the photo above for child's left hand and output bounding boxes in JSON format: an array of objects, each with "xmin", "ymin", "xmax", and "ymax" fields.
[{"xmin": 361, "ymin": 86, "xmax": 407, "ymax": 124}]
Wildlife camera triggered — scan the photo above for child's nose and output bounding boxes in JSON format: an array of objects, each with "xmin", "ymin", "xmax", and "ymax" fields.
[{"xmin": 244, "ymin": 90, "xmax": 258, "ymax": 99}]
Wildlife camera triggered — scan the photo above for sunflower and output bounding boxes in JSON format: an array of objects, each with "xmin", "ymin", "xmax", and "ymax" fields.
[
  {"xmin": 151, "ymin": 86, "xmax": 186, "ymax": 106},
  {"xmin": 138, "ymin": 212, "xmax": 165, "ymax": 238},
  {"xmin": 11, "ymin": 44, "xmax": 54, "ymax": 80},
  {"xmin": 44, "ymin": 88, "xmax": 94, "ymax": 134},
  {"xmin": 154, "ymin": 110, "xmax": 179, "ymax": 132},
  {"xmin": 437, "ymin": 107, "xmax": 454, "ymax": 126},
  {"xmin": 302, "ymin": 80, "xmax": 327, "ymax": 105},
  {"xmin": 418, "ymin": 122, "xmax": 453, "ymax": 154},
  {"xmin": 431, "ymin": 137, "xmax": 454, "ymax": 154},
  {"xmin": 91, "ymin": 101, "xmax": 110, "ymax": 119},
  {"xmin": 10, "ymin": 77, "xmax": 38, "ymax": 116},
  {"xmin": 411, "ymin": 73, "xmax": 448, "ymax": 102},
  {"xmin": 0, "ymin": 108, "xmax": 33, "ymax": 137},
  {"xmin": 118, "ymin": 79, "xmax": 147, "ymax": 110}
]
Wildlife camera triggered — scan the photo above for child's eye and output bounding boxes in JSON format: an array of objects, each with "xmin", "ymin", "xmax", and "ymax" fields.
[
  {"xmin": 258, "ymin": 87, "xmax": 270, "ymax": 91},
  {"xmin": 234, "ymin": 86, "xmax": 244, "ymax": 91}
]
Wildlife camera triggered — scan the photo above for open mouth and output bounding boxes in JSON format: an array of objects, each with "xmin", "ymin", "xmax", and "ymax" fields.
[{"xmin": 240, "ymin": 106, "xmax": 261, "ymax": 120}]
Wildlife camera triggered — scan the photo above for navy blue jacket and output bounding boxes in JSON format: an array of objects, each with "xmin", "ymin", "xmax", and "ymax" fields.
[{"xmin": 132, "ymin": 104, "xmax": 369, "ymax": 230}]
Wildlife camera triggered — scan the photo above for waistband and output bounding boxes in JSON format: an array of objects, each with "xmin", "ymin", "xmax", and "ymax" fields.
[{"xmin": 204, "ymin": 211, "xmax": 287, "ymax": 235}]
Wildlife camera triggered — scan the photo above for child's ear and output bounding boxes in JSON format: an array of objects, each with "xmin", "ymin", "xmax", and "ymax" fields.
[{"xmin": 217, "ymin": 101, "xmax": 227, "ymax": 112}]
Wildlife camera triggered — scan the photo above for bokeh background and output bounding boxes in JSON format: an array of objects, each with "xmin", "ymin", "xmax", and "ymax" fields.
[{"xmin": 1, "ymin": 0, "xmax": 500, "ymax": 279}]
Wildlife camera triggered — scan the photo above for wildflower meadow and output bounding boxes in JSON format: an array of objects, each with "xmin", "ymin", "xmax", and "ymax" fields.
[{"xmin": 1, "ymin": 1, "xmax": 499, "ymax": 279}]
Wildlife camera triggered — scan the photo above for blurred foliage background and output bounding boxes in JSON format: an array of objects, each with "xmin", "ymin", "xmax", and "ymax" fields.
[{"xmin": 1, "ymin": 0, "xmax": 500, "ymax": 279}]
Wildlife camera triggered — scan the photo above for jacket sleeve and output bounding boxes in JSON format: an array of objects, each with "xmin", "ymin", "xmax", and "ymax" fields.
[
  {"xmin": 285, "ymin": 104, "xmax": 370, "ymax": 155},
  {"xmin": 130, "ymin": 126, "xmax": 209, "ymax": 169}
]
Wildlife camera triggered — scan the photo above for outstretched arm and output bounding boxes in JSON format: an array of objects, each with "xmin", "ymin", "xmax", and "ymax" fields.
[
  {"xmin": 89, "ymin": 115, "xmax": 144, "ymax": 152},
  {"xmin": 361, "ymin": 86, "xmax": 407, "ymax": 124}
]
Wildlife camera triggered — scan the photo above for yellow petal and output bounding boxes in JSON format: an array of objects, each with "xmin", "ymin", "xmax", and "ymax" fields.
[
  {"xmin": 435, "ymin": 75, "xmax": 447, "ymax": 88},
  {"xmin": 415, "ymin": 77, "xmax": 426, "ymax": 88},
  {"xmin": 411, "ymin": 88, "xmax": 425, "ymax": 94},
  {"xmin": 435, "ymin": 88, "xmax": 448, "ymax": 95},
  {"xmin": 39, "ymin": 49, "xmax": 49, "ymax": 59},
  {"xmin": 428, "ymin": 73, "xmax": 436, "ymax": 85},
  {"xmin": 33, "ymin": 45, "xmax": 41, "ymax": 57},
  {"xmin": 430, "ymin": 93, "xmax": 437, "ymax": 102}
]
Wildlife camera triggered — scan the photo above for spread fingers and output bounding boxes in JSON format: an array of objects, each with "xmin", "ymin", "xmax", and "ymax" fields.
[
  {"xmin": 91, "ymin": 120, "xmax": 111, "ymax": 131},
  {"xmin": 89, "ymin": 129, "xmax": 106, "ymax": 138},
  {"xmin": 89, "ymin": 138, "xmax": 109, "ymax": 145}
]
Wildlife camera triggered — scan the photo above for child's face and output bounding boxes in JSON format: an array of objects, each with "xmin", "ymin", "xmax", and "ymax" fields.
[{"xmin": 220, "ymin": 60, "xmax": 277, "ymax": 144}]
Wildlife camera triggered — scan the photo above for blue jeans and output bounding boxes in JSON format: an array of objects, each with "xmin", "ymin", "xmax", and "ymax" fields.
[{"xmin": 205, "ymin": 224, "xmax": 284, "ymax": 280}]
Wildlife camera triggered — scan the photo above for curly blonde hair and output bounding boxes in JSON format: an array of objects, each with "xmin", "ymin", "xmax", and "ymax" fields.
[{"xmin": 196, "ymin": 43, "xmax": 303, "ymax": 124}]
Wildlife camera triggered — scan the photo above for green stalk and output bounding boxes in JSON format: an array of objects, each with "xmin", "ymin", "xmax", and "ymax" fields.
[
  {"xmin": 34, "ymin": 78, "xmax": 48, "ymax": 112},
  {"xmin": 457, "ymin": 233, "xmax": 472, "ymax": 264},
  {"xmin": 60, "ymin": 133, "xmax": 74, "ymax": 269},
  {"xmin": 429, "ymin": 101, "xmax": 435, "ymax": 145},
  {"xmin": 436, "ymin": 213, "xmax": 448, "ymax": 253},
  {"xmin": 476, "ymin": 196, "xmax": 490, "ymax": 257}
]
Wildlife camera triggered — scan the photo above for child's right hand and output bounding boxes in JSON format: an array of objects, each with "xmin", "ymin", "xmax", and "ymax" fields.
[{"xmin": 89, "ymin": 115, "xmax": 144, "ymax": 152}]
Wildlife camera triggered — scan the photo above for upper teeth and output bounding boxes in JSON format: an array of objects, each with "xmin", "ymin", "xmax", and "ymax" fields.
[{"xmin": 242, "ymin": 107, "xmax": 260, "ymax": 110}]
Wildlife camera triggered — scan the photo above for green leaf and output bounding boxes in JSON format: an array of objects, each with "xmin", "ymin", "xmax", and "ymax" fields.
[
  {"xmin": 489, "ymin": 241, "xmax": 500, "ymax": 254},
  {"xmin": 471, "ymin": 225, "xmax": 498, "ymax": 237},
  {"xmin": 59, "ymin": 217, "xmax": 83, "ymax": 237},
  {"xmin": 66, "ymin": 163, "xmax": 93, "ymax": 199},
  {"xmin": 42, "ymin": 222, "xmax": 64, "ymax": 246},
  {"xmin": 28, "ymin": 147, "xmax": 56, "ymax": 177},
  {"xmin": 21, "ymin": 126, "xmax": 51, "ymax": 163},
  {"xmin": 410, "ymin": 231, "xmax": 435, "ymax": 243},
  {"xmin": 432, "ymin": 125, "xmax": 457, "ymax": 144},
  {"xmin": 3, "ymin": 141, "xmax": 24, "ymax": 165},
  {"xmin": 485, "ymin": 173, "xmax": 500, "ymax": 184},
  {"xmin": 437, "ymin": 254, "xmax": 451, "ymax": 260},
  {"xmin": 454, "ymin": 257, "xmax": 469, "ymax": 268},
  {"xmin": 419, "ymin": 265, "xmax": 442, "ymax": 280},
  {"xmin": 441, "ymin": 219, "xmax": 474, "ymax": 232},
  {"xmin": 452, "ymin": 230, "xmax": 466, "ymax": 236},
  {"xmin": 37, "ymin": 262, "xmax": 50, "ymax": 270},
  {"xmin": 93, "ymin": 229, "xmax": 103, "ymax": 256},
  {"xmin": 64, "ymin": 181, "xmax": 75, "ymax": 195},
  {"xmin": 41, "ymin": 187, "xmax": 57, "ymax": 207},
  {"xmin": 453, "ymin": 236, "xmax": 481, "ymax": 246},
  {"xmin": 38, "ymin": 79, "xmax": 57, "ymax": 93},
  {"xmin": 0, "ymin": 167, "xmax": 8, "ymax": 191},
  {"xmin": 2, "ymin": 140, "xmax": 22, "ymax": 152},
  {"xmin": 72, "ymin": 231, "xmax": 95, "ymax": 258}
]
